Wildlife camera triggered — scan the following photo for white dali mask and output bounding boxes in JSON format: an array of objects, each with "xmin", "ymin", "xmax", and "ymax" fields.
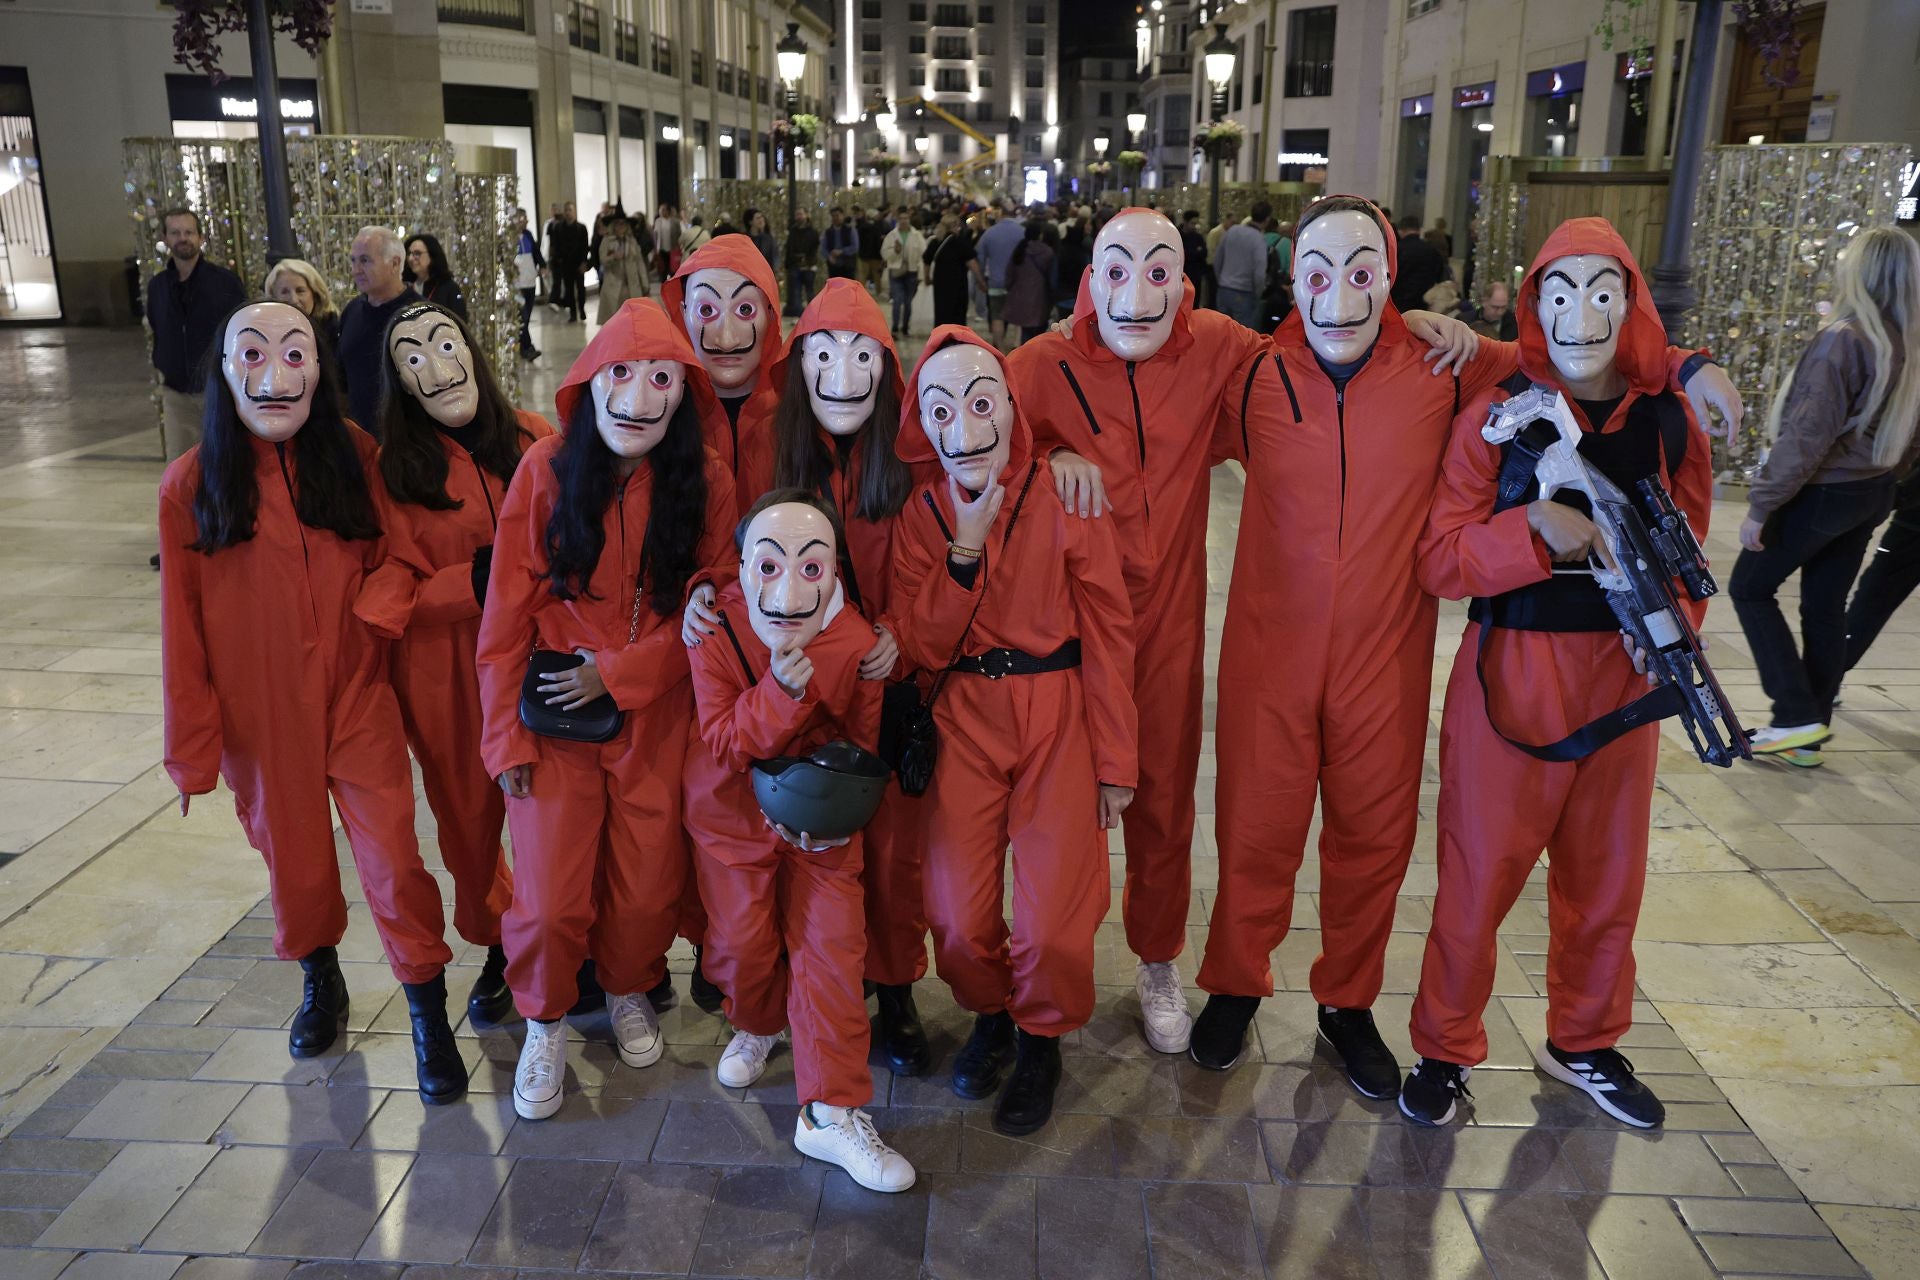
[
  {"xmin": 590, "ymin": 358, "xmax": 686, "ymax": 461},
  {"xmin": 681, "ymin": 266, "xmax": 771, "ymax": 395},
  {"xmin": 1293, "ymin": 209, "xmax": 1390, "ymax": 366},
  {"xmin": 802, "ymin": 330, "xmax": 885, "ymax": 436},
  {"xmin": 916, "ymin": 343, "xmax": 1013, "ymax": 494},
  {"xmin": 1537, "ymin": 253, "xmax": 1630, "ymax": 390},
  {"xmin": 387, "ymin": 304, "xmax": 480, "ymax": 429},
  {"xmin": 1087, "ymin": 210, "xmax": 1183, "ymax": 361},
  {"xmin": 221, "ymin": 301, "xmax": 316, "ymax": 443}
]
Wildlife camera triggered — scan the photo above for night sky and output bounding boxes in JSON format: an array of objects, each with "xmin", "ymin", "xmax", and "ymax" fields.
[{"xmin": 1060, "ymin": 0, "xmax": 1139, "ymax": 60}]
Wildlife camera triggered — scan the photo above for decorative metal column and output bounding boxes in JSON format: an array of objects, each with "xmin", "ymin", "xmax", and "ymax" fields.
[
  {"xmin": 246, "ymin": 0, "xmax": 297, "ymax": 262},
  {"xmin": 1649, "ymin": 0, "xmax": 1722, "ymax": 329}
]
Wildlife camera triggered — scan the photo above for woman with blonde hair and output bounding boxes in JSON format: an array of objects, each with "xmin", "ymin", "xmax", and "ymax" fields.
[
  {"xmin": 264, "ymin": 257, "xmax": 340, "ymax": 347},
  {"xmin": 1730, "ymin": 226, "xmax": 1920, "ymax": 764}
]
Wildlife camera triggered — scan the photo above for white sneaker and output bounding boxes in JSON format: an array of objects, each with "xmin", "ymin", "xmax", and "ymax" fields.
[
  {"xmin": 1750, "ymin": 722, "xmax": 1830, "ymax": 753},
  {"xmin": 513, "ymin": 1018, "xmax": 568, "ymax": 1121},
  {"xmin": 1136, "ymin": 960, "xmax": 1194, "ymax": 1054},
  {"xmin": 717, "ymin": 1029, "xmax": 781, "ymax": 1087},
  {"xmin": 794, "ymin": 1103, "xmax": 917, "ymax": 1193},
  {"xmin": 606, "ymin": 991, "xmax": 663, "ymax": 1068}
]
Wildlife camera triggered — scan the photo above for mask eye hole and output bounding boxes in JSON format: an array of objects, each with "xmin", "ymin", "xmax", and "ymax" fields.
[
  {"xmin": 440, "ymin": 340, "xmax": 456, "ymax": 354},
  {"xmin": 1349, "ymin": 268, "xmax": 1373, "ymax": 288},
  {"xmin": 801, "ymin": 561, "xmax": 823, "ymax": 580},
  {"xmin": 1147, "ymin": 265, "xmax": 1170, "ymax": 284},
  {"xmin": 240, "ymin": 346, "xmax": 265, "ymax": 366},
  {"xmin": 1105, "ymin": 264, "xmax": 1126, "ymax": 283},
  {"xmin": 735, "ymin": 301, "xmax": 757, "ymax": 320},
  {"xmin": 1552, "ymin": 293, "xmax": 1569, "ymax": 308},
  {"xmin": 284, "ymin": 348, "xmax": 305, "ymax": 367},
  {"xmin": 406, "ymin": 352, "xmax": 424, "ymax": 368},
  {"xmin": 695, "ymin": 301, "xmax": 719, "ymax": 320},
  {"xmin": 609, "ymin": 363, "xmax": 633, "ymax": 382},
  {"xmin": 856, "ymin": 350, "xmax": 871, "ymax": 363},
  {"xmin": 757, "ymin": 558, "xmax": 778, "ymax": 578},
  {"xmin": 648, "ymin": 369, "xmax": 673, "ymax": 389},
  {"xmin": 971, "ymin": 396, "xmax": 993, "ymax": 416},
  {"xmin": 928, "ymin": 403, "xmax": 952, "ymax": 424},
  {"xmin": 1593, "ymin": 291, "xmax": 1613, "ymax": 307},
  {"xmin": 1305, "ymin": 271, "xmax": 1331, "ymax": 294},
  {"xmin": 814, "ymin": 348, "xmax": 830, "ymax": 363}
]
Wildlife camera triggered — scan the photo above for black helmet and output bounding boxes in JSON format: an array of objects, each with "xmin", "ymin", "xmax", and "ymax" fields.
[{"xmin": 751, "ymin": 740, "xmax": 891, "ymax": 842}]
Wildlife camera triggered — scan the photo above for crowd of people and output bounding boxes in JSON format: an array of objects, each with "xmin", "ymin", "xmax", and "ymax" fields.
[{"xmin": 146, "ymin": 181, "xmax": 1918, "ymax": 1207}]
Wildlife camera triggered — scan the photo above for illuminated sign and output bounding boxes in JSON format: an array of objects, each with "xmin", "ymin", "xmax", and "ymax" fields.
[
  {"xmin": 1276, "ymin": 151, "xmax": 1330, "ymax": 166},
  {"xmin": 1525, "ymin": 63, "xmax": 1585, "ymax": 97},
  {"xmin": 1898, "ymin": 160, "xmax": 1919, "ymax": 223},
  {"xmin": 1453, "ymin": 82, "xmax": 1495, "ymax": 110},
  {"xmin": 219, "ymin": 96, "xmax": 316, "ymax": 120},
  {"xmin": 1400, "ymin": 94, "xmax": 1432, "ymax": 118}
]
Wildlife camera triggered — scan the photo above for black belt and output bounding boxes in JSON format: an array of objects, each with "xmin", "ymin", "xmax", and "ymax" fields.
[{"xmin": 949, "ymin": 639, "xmax": 1082, "ymax": 680}]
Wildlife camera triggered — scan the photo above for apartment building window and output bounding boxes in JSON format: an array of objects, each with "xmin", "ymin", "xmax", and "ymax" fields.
[
  {"xmin": 1251, "ymin": 23, "xmax": 1265, "ymax": 103},
  {"xmin": 944, "ymin": 134, "xmax": 961, "ymax": 155},
  {"xmin": 1026, "ymin": 64, "xmax": 1044, "ymax": 88},
  {"xmin": 933, "ymin": 3, "xmax": 967, "ymax": 24},
  {"xmin": 1025, "ymin": 96, "xmax": 1041, "ymax": 121},
  {"xmin": 935, "ymin": 36, "xmax": 968, "ymax": 59},
  {"xmin": 1098, "ymin": 91, "xmax": 1112, "ymax": 115},
  {"xmin": 862, "ymin": 0, "xmax": 881, "ymax": 16},
  {"xmin": 911, "ymin": 35, "xmax": 927, "ymax": 53},
  {"xmin": 652, "ymin": 32, "xmax": 673, "ymax": 75},
  {"xmin": 1026, "ymin": 134, "xmax": 1042, "ymax": 151},
  {"xmin": 910, "ymin": 2, "xmax": 927, "ymax": 17},
  {"xmin": 977, "ymin": 32, "xmax": 992, "ymax": 54},
  {"xmin": 862, "ymin": 65, "xmax": 883, "ymax": 87},
  {"xmin": 1026, "ymin": 36, "xmax": 1044, "ymax": 56},
  {"xmin": 979, "ymin": 5, "xmax": 994, "ymax": 23},
  {"xmin": 911, "ymin": 62, "xmax": 925, "ymax": 87},
  {"xmin": 936, "ymin": 68, "xmax": 970, "ymax": 92},
  {"xmin": 1285, "ymin": 6, "xmax": 1336, "ymax": 98},
  {"xmin": 863, "ymin": 32, "xmax": 882, "ymax": 52},
  {"xmin": 978, "ymin": 101, "xmax": 995, "ymax": 122},
  {"xmin": 690, "ymin": 48, "xmax": 705, "ymax": 86},
  {"xmin": 977, "ymin": 67, "xmax": 993, "ymax": 88},
  {"xmin": 1027, "ymin": 4, "xmax": 1044, "ymax": 20},
  {"xmin": 1408, "ymin": 0, "xmax": 1441, "ymax": 15},
  {"xmin": 716, "ymin": 61, "xmax": 733, "ymax": 95}
]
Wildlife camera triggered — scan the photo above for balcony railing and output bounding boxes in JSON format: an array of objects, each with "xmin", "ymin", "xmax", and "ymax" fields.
[
  {"xmin": 567, "ymin": 1, "xmax": 601, "ymax": 54},
  {"xmin": 437, "ymin": 0, "xmax": 529, "ymax": 30},
  {"xmin": 615, "ymin": 18, "xmax": 641, "ymax": 65}
]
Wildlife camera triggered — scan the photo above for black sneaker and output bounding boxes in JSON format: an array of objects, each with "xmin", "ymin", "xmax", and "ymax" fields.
[
  {"xmin": 569, "ymin": 958, "xmax": 605, "ymax": 1016},
  {"xmin": 1317, "ymin": 1005, "xmax": 1401, "ymax": 1099},
  {"xmin": 1398, "ymin": 1058, "xmax": 1472, "ymax": 1126},
  {"xmin": 1188, "ymin": 994, "xmax": 1261, "ymax": 1071},
  {"xmin": 993, "ymin": 1030, "xmax": 1062, "ymax": 1135},
  {"xmin": 1536, "ymin": 1041, "xmax": 1665, "ymax": 1129},
  {"xmin": 689, "ymin": 946, "xmax": 725, "ymax": 1015},
  {"xmin": 950, "ymin": 1010, "xmax": 1017, "ymax": 1099}
]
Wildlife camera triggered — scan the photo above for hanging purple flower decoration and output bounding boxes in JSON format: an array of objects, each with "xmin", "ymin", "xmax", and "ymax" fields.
[
  {"xmin": 172, "ymin": 0, "xmax": 336, "ymax": 85},
  {"xmin": 1732, "ymin": 0, "xmax": 1806, "ymax": 90}
]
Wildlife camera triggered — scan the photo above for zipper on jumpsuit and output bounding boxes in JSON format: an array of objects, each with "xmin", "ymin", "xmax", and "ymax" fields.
[
  {"xmin": 1126, "ymin": 361, "xmax": 1150, "ymax": 526},
  {"xmin": 1334, "ymin": 385, "xmax": 1347, "ymax": 549},
  {"xmin": 274, "ymin": 442, "xmax": 318, "ymax": 630}
]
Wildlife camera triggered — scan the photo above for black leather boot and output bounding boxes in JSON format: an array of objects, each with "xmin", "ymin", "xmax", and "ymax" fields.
[
  {"xmin": 994, "ymin": 1029, "xmax": 1062, "ymax": 1136},
  {"xmin": 1189, "ymin": 994, "xmax": 1261, "ymax": 1071},
  {"xmin": 689, "ymin": 946, "xmax": 725, "ymax": 1015},
  {"xmin": 950, "ymin": 1010, "xmax": 1016, "ymax": 1099},
  {"xmin": 875, "ymin": 983, "xmax": 932, "ymax": 1077},
  {"xmin": 289, "ymin": 946, "xmax": 347, "ymax": 1059},
  {"xmin": 465, "ymin": 944, "xmax": 514, "ymax": 1025},
  {"xmin": 403, "ymin": 973, "xmax": 468, "ymax": 1105}
]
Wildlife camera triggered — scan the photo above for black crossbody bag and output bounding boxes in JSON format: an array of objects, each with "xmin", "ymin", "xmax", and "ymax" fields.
[
  {"xmin": 517, "ymin": 580, "xmax": 641, "ymax": 744},
  {"xmin": 879, "ymin": 462, "xmax": 1040, "ymax": 795}
]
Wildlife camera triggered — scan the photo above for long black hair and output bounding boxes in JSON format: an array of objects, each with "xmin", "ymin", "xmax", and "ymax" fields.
[
  {"xmin": 376, "ymin": 301, "xmax": 536, "ymax": 510},
  {"xmin": 543, "ymin": 386, "xmax": 709, "ymax": 614},
  {"xmin": 190, "ymin": 304, "xmax": 382, "ymax": 553},
  {"xmin": 403, "ymin": 233, "xmax": 453, "ymax": 289},
  {"xmin": 770, "ymin": 343, "xmax": 911, "ymax": 522}
]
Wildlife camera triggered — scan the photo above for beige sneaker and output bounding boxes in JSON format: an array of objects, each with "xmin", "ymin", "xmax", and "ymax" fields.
[
  {"xmin": 606, "ymin": 991, "xmax": 663, "ymax": 1068},
  {"xmin": 513, "ymin": 1018, "xmax": 568, "ymax": 1121}
]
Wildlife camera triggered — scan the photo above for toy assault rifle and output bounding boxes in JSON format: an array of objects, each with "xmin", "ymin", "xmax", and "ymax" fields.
[{"xmin": 1482, "ymin": 386, "xmax": 1752, "ymax": 768}]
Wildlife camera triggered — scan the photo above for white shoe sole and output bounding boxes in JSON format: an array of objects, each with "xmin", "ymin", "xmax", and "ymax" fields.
[
  {"xmin": 615, "ymin": 1036, "xmax": 664, "ymax": 1069},
  {"xmin": 1534, "ymin": 1044, "xmax": 1658, "ymax": 1129},
  {"xmin": 1396, "ymin": 1066, "xmax": 1471, "ymax": 1127},
  {"xmin": 513, "ymin": 1084, "xmax": 563, "ymax": 1120},
  {"xmin": 717, "ymin": 1058, "xmax": 768, "ymax": 1088},
  {"xmin": 794, "ymin": 1126, "xmax": 917, "ymax": 1194},
  {"xmin": 1140, "ymin": 1012, "xmax": 1193, "ymax": 1055}
]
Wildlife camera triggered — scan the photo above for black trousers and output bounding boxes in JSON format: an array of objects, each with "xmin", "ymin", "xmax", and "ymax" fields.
[
  {"xmin": 1844, "ymin": 471, "xmax": 1920, "ymax": 671},
  {"xmin": 518, "ymin": 288, "xmax": 536, "ymax": 348},
  {"xmin": 1730, "ymin": 474, "xmax": 1898, "ymax": 727}
]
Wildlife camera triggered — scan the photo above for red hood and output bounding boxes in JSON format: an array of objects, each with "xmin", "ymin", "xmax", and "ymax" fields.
[
  {"xmin": 660, "ymin": 234, "xmax": 785, "ymax": 391},
  {"xmin": 1517, "ymin": 216, "xmax": 1668, "ymax": 397},
  {"xmin": 895, "ymin": 324, "xmax": 1033, "ymax": 475},
  {"xmin": 770, "ymin": 278, "xmax": 906, "ymax": 404},
  {"xmin": 554, "ymin": 298, "xmax": 719, "ymax": 428},
  {"xmin": 1273, "ymin": 193, "xmax": 1408, "ymax": 353},
  {"xmin": 1067, "ymin": 206, "xmax": 1198, "ymax": 362}
]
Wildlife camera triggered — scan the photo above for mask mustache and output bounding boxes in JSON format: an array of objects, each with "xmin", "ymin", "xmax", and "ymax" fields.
[
  {"xmin": 814, "ymin": 372, "xmax": 874, "ymax": 404},
  {"xmin": 247, "ymin": 376, "xmax": 307, "ymax": 404},
  {"xmin": 1550, "ymin": 314, "xmax": 1616, "ymax": 347},
  {"xmin": 606, "ymin": 397, "xmax": 668, "ymax": 425},
  {"xmin": 700, "ymin": 327, "xmax": 759, "ymax": 357},
  {"xmin": 420, "ymin": 366, "xmax": 471, "ymax": 398},
  {"xmin": 755, "ymin": 585, "xmax": 822, "ymax": 621},
  {"xmin": 938, "ymin": 421, "xmax": 1001, "ymax": 460},
  {"xmin": 1106, "ymin": 296, "xmax": 1169, "ymax": 325},
  {"xmin": 1310, "ymin": 293, "xmax": 1374, "ymax": 330}
]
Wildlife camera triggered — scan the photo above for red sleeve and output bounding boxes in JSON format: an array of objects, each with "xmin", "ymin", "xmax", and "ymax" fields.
[
  {"xmin": 1459, "ymin": 339, "xmax": 1524, "ymax": 398},
  {"xmin": 351, "ymin": 435, "xmax": 437, "ymax": 639},
  {"xmin": 690, "ymin": 631, "xmax": 813, "ymax": 772},
  {"xmin": 409, "ymin": 562, "xmax": 483, "ymax": 627},
  {"xmin": 888, "ymin": 495, "xmax": 947, "ymax": 673},
  {"xmin": 1064, "ymin": 502, "xmax": 1139, "ymax": 788},
  {"xmin": 159, "ymin": 477, "xmax": 222, "ymax": 796},
  {"xmin": 1008, "ymin": 343, "xmax": 1082, "ymax": 458},
  {"xmin": 902, "ymin": 515, "xmax": 985, "ymax": 667},
  {"xmin": 1414, "ymin": 393, "xmax": 1553, "ymax": 602},
  {"xmin": 1210, "ymin": 345, "xmax": 1266, "ymax": 466},
  {"xmin": 474, "ymin": 461, "xmax": 544, "ymax": 778}
]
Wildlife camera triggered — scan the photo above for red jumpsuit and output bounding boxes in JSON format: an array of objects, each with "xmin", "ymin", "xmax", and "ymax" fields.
[
  {"xmin": 1201, "ymin": 203, "xmax": 1705, "ymax": 1009},
  {"xmin": 767, "ymin": 279, "xmax": 930, "ymax": 986},
  {"xmin": 1410, "ymin": 219, "xmax": 1713, "ymax": 1065},
  {"xmin": 161, "ymin": 427, "xmax": 451, "ymax": 983},
  {"xmin": 1009, "ymin": 271, "xmax": 1263, "ymax": 964},
  {"xmin": 892, "ymin": 326, "xmax": 1139, "ymax": 1036},
  {"xmin": 661, "ymin": 234, "xmax": 782, "ymax": 516},
  {"xmin": 475, "ymin": 304, "xmax": 736, "ymax": 1020},
  {"xmin": 356, "ymin": 409, "xmax": 553, "ymax": 948},
  {"xmin": 686, "ymin": 581, "xmax": 884, "ymax": 1107}
]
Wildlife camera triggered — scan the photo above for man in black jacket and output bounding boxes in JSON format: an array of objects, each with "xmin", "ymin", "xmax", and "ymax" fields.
[
  {"xmin": 146, "ymin": 207, "xmax": 247, "ymax": 462},
  {"xmin": 337, "ymin": 225, "xmax": 421, "ymax": 434},
  {"xmin": 1390, "ymin": 214, "xmax": 1449, "ymax": 315},
  {"xmin": 548, "ymin": 202, "xmax": 589, "ymax": 321}
]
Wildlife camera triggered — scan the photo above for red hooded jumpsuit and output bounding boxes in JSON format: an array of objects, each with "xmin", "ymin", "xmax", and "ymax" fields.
[
  {"xmin": 357, "ymin": 409, "xmax": 553, "ymax": 949},
  {"xmin": 1009, "ymin": 262, "xmax": 1264, "ymax": 963},
  {"xmin": 892, "ymin": 326, "xmax": 1139, "ymax": 1036},
  {"xmin": 661, "ymin": 234, "xmax": 783, "ymax": 516},
  {"xmin": 686, "ymin": 581, "xmax": 885, "ymax": 1106},
  {"xmin": 765, "ymin": 279, "xmax": 931, "ymax": 986},
  {"xmin": 1410, "ymin": 219, "xmax": 1713, "ymax": 1066},
  {"xmin": 161, "ymin": 427, "xmax": 452, "ymax": 982},
  {"xmin": 475, "ymin": 302, "xmax": 737, "ymax": 1020},
  {"xmin": 1202, "ymin": 199, "xmax": 1707, "ymax": 1011}
]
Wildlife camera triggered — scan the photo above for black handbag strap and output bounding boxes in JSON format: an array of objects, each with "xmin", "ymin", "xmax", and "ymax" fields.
[
  {"xmin": 715, "ymin": 608, "xmax": 757, "ymax": 683},
  {"xmin": 923, "ymin": 460, "xmax": 1041, "ymax": 712},
  {"xmin": 1472, "ymin": 616, "xmax": 1685, "ymax": 762}
]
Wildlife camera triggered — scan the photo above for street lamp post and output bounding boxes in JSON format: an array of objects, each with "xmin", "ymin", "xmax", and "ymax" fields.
[
  {"xmin": 1125, "ymin": 111, "xmax": 1146, "ymax": 196},
  {"xmin": 874, "ymin": 100, "xmax": 895, "ymax": 207},
  {"xmin": 1649, "ymin": 0, "xmax": 1723, "ymax": 330},
  {"xmin": 1093, "ymin": 134, "xmax": 1109, "ymax": 197},
  {"xmin": 776, "ymin": 23, "xmax": 809, "ymax": 230},
  {"xmin": 1203, "ymin": 23, "xmax": 1237, "ymax": 233},
  {"xmin": 914, "ymin": 124, "xmax": 929, "ymax": 193}
]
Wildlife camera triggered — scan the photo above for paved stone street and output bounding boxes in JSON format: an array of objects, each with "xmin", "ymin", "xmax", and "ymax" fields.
[{"xmin": 1, "ymin": 299, "xmax": 1917, "ymax": 1279}]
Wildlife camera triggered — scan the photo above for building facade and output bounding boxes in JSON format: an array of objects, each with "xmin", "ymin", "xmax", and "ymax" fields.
[
  {"xmin": 0, "ymin": 0, "xmax": 831, "ymax": 325},
  {"xmin": 1060, "ymin": 51, "xmax": 1141, "ymax": 198},
  {"xmin": 835, "ymin": 0, "xmax": 1062, "ymax": 201}
]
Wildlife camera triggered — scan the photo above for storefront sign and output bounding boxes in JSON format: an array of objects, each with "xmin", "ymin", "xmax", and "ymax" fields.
[
  {"xmin": 1400, "ymin": 94, "xmax": 1432, "ymax": 118},
  {"xmin": 1453, "ymin": 82, "xmax": 1494, "ymax": 110},
  {"xmin": 1617, "ymin": 46, "xmax": 1681, "ymax": 81},
  {"xmin": 1897, "ymin": 161, "xmax": 1918, "ymax": 223},
  {"xmin": 219, "ymin": 95, "xmax": 315, "ymax": 120},
  {"xmin": 167, "ymin": 75, "xmax": 320, "ymax": 124},
  {"xmin": 1525, "ymin": 63, "xmax": 1585, "ymax": 97}
]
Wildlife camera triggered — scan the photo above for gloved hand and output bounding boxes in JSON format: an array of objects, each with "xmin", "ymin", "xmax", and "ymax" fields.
[{"xmin": 471, "ymin": 544, "xmax": 494, "ymax": 608}]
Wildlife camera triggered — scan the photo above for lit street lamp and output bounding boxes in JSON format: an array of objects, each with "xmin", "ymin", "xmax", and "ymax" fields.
[
  {"xmin": 1093, "ymin": 135, "xmax": 1109, "ymax": 157},
  {"xmin": 1126, "ymin": 111, "xmax": 1146, "ymax": 144},
  {"xmin": 1203, "ymin": 23, "xmax": 1237, "ymax": 231},
  {"xmin": 776, "ymin": 23, "xmax": 809, "ymax": 228}
]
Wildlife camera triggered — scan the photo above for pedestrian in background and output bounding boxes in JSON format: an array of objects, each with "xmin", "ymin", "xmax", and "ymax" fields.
[
  {"xmin": 745, "ymin": 208, "xmax": 781, "ymax": 272},
  {"xmin": 785, "ymin": 207, "xmax": 821, "ymax": 315},
  {"xmin": 823, "ymin": 207, "xmax": 858, "ymax": 279},
  {"xmin": 881, "ymin": 209, "xmax": 927, "ymax": 337},
  {"xmin": 404, "ymin": 233, "xmax": 466, "ymax": 320},
  {"xmin": 856, "ymin": 206, "xmax": 886, "ymax": 295},
  {"xmin": 1844, "ymin": 470, "xmax": 1920, "ymax": 674},
  {"xmin": 1002, "ymin": 221, "xmax": 1055, "ymax": 347},
  {"xmin": 511, "ymin": 207, "xmax": 545, "ymax": 360},
  {"xmin": 1731, "ymin": 226, "xmax": 1920, "ymax": 762},
  {"xmin": 548, "ymin": 202, "xmax": 589, "ymax": 323},
  {"xmin": 653, "ymin": 203, "xmax": 682, "ymax": 279},
  {"xmin": 596, "ymin": 215, "xmax": 652, "ymax": 323},
  {"xmin": 1213, "ymin": 202, "xmax": 1273, "ymax": 329},
  {"xmin": 338, "ymin": 225, "xmax": 421, "ymax": 433},
  {"xmin": 146, "ymin": 207, "xmax": 246, "ymax": 462},
  {"xmin": 264, "ymin": 256, "xmax": 341, "ymax": 351}
]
